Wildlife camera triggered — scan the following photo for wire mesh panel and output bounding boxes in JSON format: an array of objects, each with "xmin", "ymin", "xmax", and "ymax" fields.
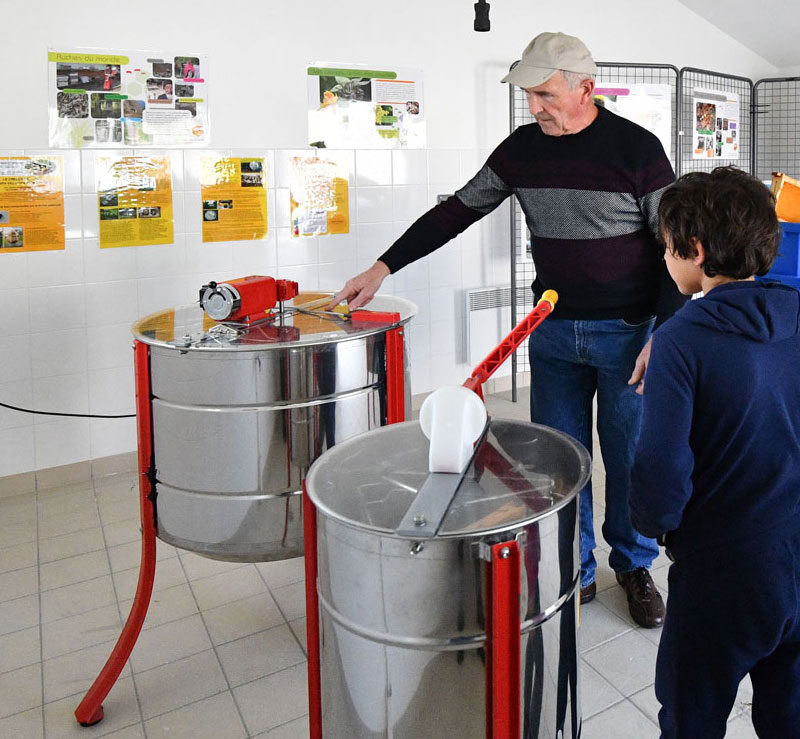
[
  {"xmin": 508, "ymin": 63, "xmax": 678, "ymax": 398},
  {"xmin": 754, "ymin": 77, "xmax": 800, "ymax": 181},
  {"xmin": 679, "ymin": 67, "xmax": 753, "ymax": 176},
  {"xmin": 594, "ymin": 63, "xmax": 679, "ymax": 170}
]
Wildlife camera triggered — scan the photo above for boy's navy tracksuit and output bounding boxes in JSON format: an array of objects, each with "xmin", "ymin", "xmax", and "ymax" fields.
[{"xmin": 630, "ymin": 281, "xmax": 800, "ymax": 737}]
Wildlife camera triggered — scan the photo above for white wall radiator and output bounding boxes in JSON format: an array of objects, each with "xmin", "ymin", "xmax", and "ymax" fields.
[{"xmin": 464, "ymin": 285, "xmax": 512, "ymax": 367}]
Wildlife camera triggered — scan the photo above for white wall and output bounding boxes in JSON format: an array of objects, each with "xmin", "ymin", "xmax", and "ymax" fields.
[{"xmin": 0, "ymin": 0, "xmax": 779, "ymax": 476}]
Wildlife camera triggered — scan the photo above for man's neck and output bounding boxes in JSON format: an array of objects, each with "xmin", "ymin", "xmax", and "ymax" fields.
[{"xmin": 566, "ymin": 104, "xmax": 599, "ymax": 135}]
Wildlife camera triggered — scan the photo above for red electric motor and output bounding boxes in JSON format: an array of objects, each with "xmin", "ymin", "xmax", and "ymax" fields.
[{"xmin": 199, "ymin": 275, "xmax": 299, "ymax": 323}]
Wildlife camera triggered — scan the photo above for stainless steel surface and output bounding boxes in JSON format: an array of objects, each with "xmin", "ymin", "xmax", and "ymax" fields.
[
  {"xmin": 395, "ymin": 421, "xmax": 490, "ymax": 538},
  {"xmin": 136, "ymin": 293, "xmax": 415, "ymax": 562},
  {"xmin": 133, "ymin": 293, "xmax": 417, "ymax": 351},
  {"xmin": 306, "ymin": 419, "xmax": 590, "ymax": 737}
]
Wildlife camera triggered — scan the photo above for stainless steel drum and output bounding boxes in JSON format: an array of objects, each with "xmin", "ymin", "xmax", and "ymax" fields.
[
  {"xmin": 132, "ymin": 294, "xmax": 416, "ymax": 562},
  {"xmin": 305, "ymin": 419, "xmax": 591, "ymax": 738}
]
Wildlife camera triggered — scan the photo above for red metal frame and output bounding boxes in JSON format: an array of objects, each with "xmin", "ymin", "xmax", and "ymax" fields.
[
  {"xmin": 464, "ymin": 291, "xmax": 557, "ymax": 400},
  {"xmin": 303, "ymin": 484, "xmax": 323, "ymax": 739},
  {"xmin": 350, "ymin": 310, "xmax": 405, "ymax": 423},
  {"xmin": 385, "ymin": 326, "xmax": 405, "ymax": 423},
  {"xmin": 74, "ymin": 340, "xmax": 157, "ymax": 727},
  {"xmin": 486, "ymin": 540, "xmax": 522, "ymax": 739}
]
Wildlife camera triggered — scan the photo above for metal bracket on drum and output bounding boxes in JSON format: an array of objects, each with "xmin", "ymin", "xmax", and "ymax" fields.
[{"xmin": 475, "ymin": 530, "xmax": 527, "ymax": 562}]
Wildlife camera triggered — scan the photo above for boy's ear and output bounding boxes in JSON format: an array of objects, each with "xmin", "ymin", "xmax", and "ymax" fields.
[{"xmin": 689, "ymin": 237, "xmax": 706, "ymax": 266}]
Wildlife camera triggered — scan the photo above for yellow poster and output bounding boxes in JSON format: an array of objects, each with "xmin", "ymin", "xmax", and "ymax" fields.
[
  {"xmin": 0, "ymin": 157, "xmax": 64, "ymax": 253},
  {"xmin": 290, "ymin": 156, "xmax": 349, "ymax": 237},
  {"xmin": 96, "ymin": 155, "xmax": 174, "ymax": 248},
  {"xmin": 200, "ymin": 157, "xmax": 268, "ymax": 242}
]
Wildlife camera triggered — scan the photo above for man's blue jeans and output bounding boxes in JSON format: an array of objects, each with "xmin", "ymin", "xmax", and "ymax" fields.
[{"xmin": 528, "ymin": 316, "xmax": 659, "ymax": 588}]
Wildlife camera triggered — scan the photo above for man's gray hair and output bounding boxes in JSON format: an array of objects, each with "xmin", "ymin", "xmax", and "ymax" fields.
[{"xmin": 560, "ymin": 70, "xmax": 596, "ymax": 89}]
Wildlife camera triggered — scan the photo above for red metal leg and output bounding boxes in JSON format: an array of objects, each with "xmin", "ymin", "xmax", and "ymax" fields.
[
  {"xmin": 486, "ymin": 540, "xmax": 522, "ymax": 739},
  {"xmin": 303, "ymin": 484, "xmax": 323, "ymax": 739},
  {"xmin": 349, "ymin": 310, "xmax": 405, "ymax": 424},
  {"xmin": 385, "ymin": 325, "xmax": 405, "ymax": 423},
  {"xmin": 74, "ymin": 341, "xmax": 157, "ymax": 727}
]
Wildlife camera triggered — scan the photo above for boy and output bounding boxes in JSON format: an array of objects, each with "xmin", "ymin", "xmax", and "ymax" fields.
[{"xmin": 629, "ymin": 166, "xmax": 800, "ymax": 737}]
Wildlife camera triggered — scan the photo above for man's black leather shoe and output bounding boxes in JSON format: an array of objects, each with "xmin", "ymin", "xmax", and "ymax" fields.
[
  {"xmin": 616, "ymin": 567, "xmax": 664, "ymax": 628},
  {"xmin": 579, "ymin": 581, "xmax": 596, "ymax": 603}
]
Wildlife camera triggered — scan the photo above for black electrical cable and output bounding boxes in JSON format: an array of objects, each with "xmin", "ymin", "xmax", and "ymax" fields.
[{"xmin": 0, "ymin": 401, "xmax": 135, "ymax": 419}]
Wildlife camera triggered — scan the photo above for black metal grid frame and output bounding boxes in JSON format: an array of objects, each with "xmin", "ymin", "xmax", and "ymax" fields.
[
  {"xmin": 508, "ymin": 62, "xmax": 679, "ymax": 400},
  {"xmin": 678, "ymin": 67, "xmax": 754, "ymax": 176},
  {"xmin": 753, "ymin": 77, "xmax": 800, "ymax": 182}
]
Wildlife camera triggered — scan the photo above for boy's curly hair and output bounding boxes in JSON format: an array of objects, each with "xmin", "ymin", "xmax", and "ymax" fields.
[{"xmin": 658, "ymin": 166, "xmax": 781, "ymax": 278}]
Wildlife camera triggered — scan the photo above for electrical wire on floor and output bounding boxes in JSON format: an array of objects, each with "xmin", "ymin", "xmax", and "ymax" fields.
[{"xmin": 0, "ymin": 401, "xmax": 135, "ymax": 419}]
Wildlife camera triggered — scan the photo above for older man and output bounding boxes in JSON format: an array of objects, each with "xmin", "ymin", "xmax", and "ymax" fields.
[{"xmin": 330, "ymin": 32, "xmax": 684, "ymax": 628}]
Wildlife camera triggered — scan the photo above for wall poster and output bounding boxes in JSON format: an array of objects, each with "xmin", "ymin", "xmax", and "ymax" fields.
[
  {"xmin": 307, "ymin": 64, "xmax": 425, "ymax": 149},
  {"xmin": 96, "ymin": 156, "xmax": 174, "ymax": 248},
  {"xmin": 0, "ymin": 157, "xmax": 65, "ymax": 253},
  {"xmin": 201, "ymin": 157, "xmax": 268, "ymax": 242},
  {"xmin": 48, "ymin": 48, "xmax": 209, "ymax": 148},
  {"xmin": 693, "ymin": 89, "xmax": 740, "ymax": 159},
  {"xmin": 290, "ymin": 157, "xmax": 349, "ymax": 237},
  {"xmin": 593, "ymin": 83, "xmax": 672, "ymax": 162}
]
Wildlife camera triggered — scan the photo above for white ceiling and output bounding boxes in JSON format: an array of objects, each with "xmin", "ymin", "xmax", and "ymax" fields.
[{"xmin": 678, "ymin": 0, "xmax": 800, "ymax": 70}]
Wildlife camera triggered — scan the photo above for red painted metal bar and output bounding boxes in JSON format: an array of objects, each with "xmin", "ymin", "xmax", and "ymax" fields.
[
  {"xmin": 385, "ymin": 326, "xmax": 405, "ymax": 423},
  {"xmin": 303, "ymin": 483, "xmax": 323, "ymax": 739},
  {"xmin": 487, "ymin": 540, "xmax": 522, "ymax": 739},
  {"xmin": 349, "ymin": 310, "xmax": 405, "ymax": 424},
  {"xmin": 75, "ymin": 340, "xmax": 157, "ymax": 727},
  {"xmin": 466, "ymin": 291, "xmax": 557, "ymax": 395}
]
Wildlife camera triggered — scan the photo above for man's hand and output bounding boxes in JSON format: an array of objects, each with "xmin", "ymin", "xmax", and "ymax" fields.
[
  {"xmin": 325, "ymin": 261, "xmax": 391, "ymax": 311},
  {"xmin": 628, "ymin": 336, "xmax": 653, "ymax": 395}
]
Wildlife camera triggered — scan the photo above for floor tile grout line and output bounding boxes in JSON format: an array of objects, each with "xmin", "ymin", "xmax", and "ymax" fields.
[
  {"xmin": 32, "ymin": 567, "xmax": 296, "ymax": 660},
  {"xmin": 174, "ymin": 552, "xmax": 250, "ymax": 736},
  {"xmin": 260, "ymin": 711, "xmax": 311, "ymax": 736},
  {"xmin": 580, "ymin": 626, "xmax": 640, "ymax": 656},
  {"xmin": 627, "ymin": 695, "xmax": 661, "ymax": 728},
  {"xmin": 255, "ymin": 564, "xmax": 307, "ymax": 658},
  {"xmin": 582, "ymin": 694, "xmax": 627, "ymax": 721}
]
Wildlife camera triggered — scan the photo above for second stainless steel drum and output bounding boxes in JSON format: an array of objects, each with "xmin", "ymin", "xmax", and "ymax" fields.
[
  {"xmin": 132, "ymin": 294, "xmax": 416, "ymax": 562},
  {"xmin": 306, "ymin": 419, "xmax": 591, "ymax": 738}
]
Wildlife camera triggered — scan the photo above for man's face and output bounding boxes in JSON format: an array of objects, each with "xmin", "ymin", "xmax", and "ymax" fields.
[{"xmin": 523, "ymin": 72, "xmax": 591, "ymax": 136}]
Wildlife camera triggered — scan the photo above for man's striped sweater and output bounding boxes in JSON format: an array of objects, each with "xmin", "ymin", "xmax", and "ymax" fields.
[{"xmin": 379, "ymin": 106, "xmax": 685, "ymax": 325}]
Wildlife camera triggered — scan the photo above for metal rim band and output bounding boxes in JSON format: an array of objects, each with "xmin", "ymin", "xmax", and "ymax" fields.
[{"xmin": 315, "ymin": 574, "xmax": 579, "ymax": 652}]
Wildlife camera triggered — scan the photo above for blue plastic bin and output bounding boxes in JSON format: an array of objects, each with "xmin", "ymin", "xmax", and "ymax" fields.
[{"xmin": 769, "ymin": 221, "xmax": 800, "ymax": 277}]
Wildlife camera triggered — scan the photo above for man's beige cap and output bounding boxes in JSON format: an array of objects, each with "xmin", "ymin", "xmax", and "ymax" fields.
[{"xmin": 501, "ymin": 32, "xmax": 597, "ymax": 88}]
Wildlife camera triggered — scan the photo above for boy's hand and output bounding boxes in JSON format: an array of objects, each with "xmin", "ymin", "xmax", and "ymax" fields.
[
  {"xmin": 628, "ymin": 337, "xmax": 653, "ymax": 395},
  {"xmin": 325, "ymin": 261, "xmax": 390, "ymax": 311}
]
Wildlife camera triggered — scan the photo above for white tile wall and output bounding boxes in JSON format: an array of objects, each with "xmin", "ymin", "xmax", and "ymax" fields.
[{"xmin": 0, "ymin": 147, "xmax": 510, "ymax": 477}]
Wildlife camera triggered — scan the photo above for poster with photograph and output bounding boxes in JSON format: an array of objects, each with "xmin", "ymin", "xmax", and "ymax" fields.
[
  {"xmin": 48, "ymin": 49, "xmax": 209, "ymax": 148},
  {"xmin": 692, "ymin": 89, "xmax": 739, "ymax": 160},
  {"xmin": 593, "ymin": 83, "xmax": 672, "ymax": 162},
  {"xmin": 0, "ymin": 157, "xmax": 64, "ymax": 253},
  {"xmin": 307, "ymin": 64, "xmax": 425, "ymax": 149},
  {"xmin": 290, "ymin": 157, "xmax": 349, "ymax": 237},
  {"xmin": 96, "ymin": 155, "xmax": 174, "ymax": 248},
  {"xmin": 200, "ymin": 157, "xmax": 268, "ymax": 242}
]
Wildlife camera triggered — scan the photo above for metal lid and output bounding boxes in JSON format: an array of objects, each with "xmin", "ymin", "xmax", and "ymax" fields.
[
  {"xmin": 305, "ymin": 419, "xmax": 591, "ymax": 538},
  {"xmin": 131, "ymin": 293, "xmax": 416, "ymax": 351}
]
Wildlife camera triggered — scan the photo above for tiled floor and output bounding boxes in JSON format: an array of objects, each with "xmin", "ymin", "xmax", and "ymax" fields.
[{"xmin": 0, "ymin": 389, "xmax": 757, "ymax": 738}]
